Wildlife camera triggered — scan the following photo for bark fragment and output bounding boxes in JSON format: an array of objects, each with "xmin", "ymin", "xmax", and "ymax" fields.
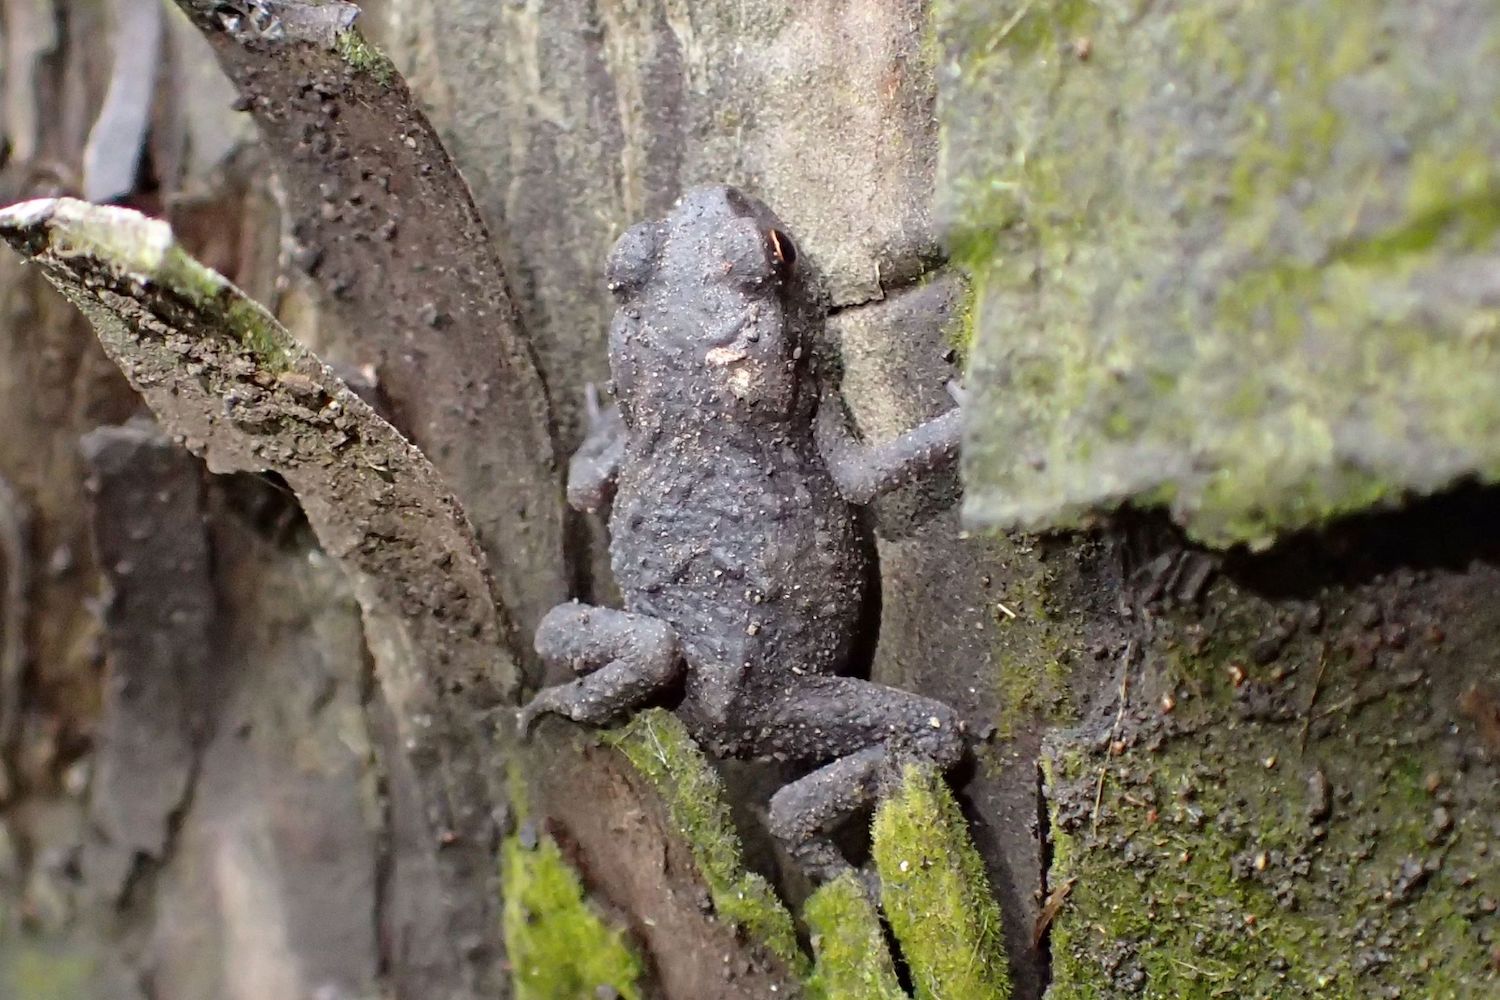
[{"xmin": 82, "ymin": 0, "xmax": 163, "ymax": 203}]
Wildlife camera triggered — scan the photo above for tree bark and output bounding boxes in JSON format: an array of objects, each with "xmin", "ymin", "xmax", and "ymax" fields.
[{"xmin": 0, "ymin": 2, "xmax": 1495, "ymax": 999}]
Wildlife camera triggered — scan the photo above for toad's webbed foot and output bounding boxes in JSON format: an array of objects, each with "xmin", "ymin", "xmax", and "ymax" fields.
[
  {"xmin": 748, "ymin": 676, "xmax": 965, "ymax": 882},
  {"xmin": 518, "ymin": 603, "xmax": 679, "ymax": 737},
  {"xmin": 814, "ymin": 388, "xmax": 962, "ymax": 506},
  {"xmin": 566, "ymin": 383, "xmax": 626, "ymax": 513}
]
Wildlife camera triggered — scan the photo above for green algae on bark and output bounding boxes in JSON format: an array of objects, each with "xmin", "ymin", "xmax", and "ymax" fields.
[
  {"xmin": 873, "ymin": 765, "xmax": 1012, "ymax": 1000},
  {"xmin": 989, "ymin": 533, "xmax": 1085, "ymax": 738},
  {"xmin": 607, "ymin": 709, "xmax": 807, "ymax": 974},
  {"xmin": 501, "ymin": 833, "xmax": 644, "ymax": 1000},
  {"xmin": 939, "ymin": 0, "xmax": 1500, "ymax": 549}
]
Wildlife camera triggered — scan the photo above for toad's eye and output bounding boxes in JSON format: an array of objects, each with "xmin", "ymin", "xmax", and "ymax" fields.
[{"xmin": 767, "ymin": 228, "xmax": 796, "ymax": 276}]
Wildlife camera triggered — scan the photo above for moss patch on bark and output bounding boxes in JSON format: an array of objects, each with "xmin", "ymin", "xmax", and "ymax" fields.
[
  {"xmin": 940, "ymin": 0, "xmax": 1500, "ymax": 548},
  {"xmin": 1043, "ymin": 563, "xmax": 1500, "ymax": 996},
  {"xmin": 804, "ymin": 873, "xmax": 907, "ymax": 1000},
  {"xmin": 501, "ymin": 832, "xmax": 644, "ymax": 1000},
  {"xmin": 608, "ymin": 709, "xmax": 807, "ymax": 974}
]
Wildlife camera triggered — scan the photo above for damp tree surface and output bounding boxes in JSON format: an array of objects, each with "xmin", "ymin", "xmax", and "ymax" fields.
[{"xmin": 0, "ymin": 3, "xmax": 1497, "ymax": 1000}]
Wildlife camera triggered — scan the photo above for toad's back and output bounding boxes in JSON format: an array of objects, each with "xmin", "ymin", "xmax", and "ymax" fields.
[{"xmin": 609, "ymin": 417, "xmax": 868, "ymax": 691}]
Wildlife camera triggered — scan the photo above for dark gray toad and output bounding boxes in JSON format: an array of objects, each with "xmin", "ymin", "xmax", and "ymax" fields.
[{"xmin": 520, "ymin": 185, "xmax": 965, "ymax": 880}]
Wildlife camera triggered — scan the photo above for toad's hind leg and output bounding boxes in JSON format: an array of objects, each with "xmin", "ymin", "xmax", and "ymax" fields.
[
  {"xmin": 518, "ymin": 603, "xmax": 679, "ymax": 736},
  {"xmin": 757, "ymin": 676, "xmax": 964, "ymax": 882}
]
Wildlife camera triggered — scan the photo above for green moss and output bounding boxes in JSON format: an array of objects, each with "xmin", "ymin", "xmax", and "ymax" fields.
[
  {"xmin": 159, "ymin": 242, "xmax": 293, "ymax": 371},
  {"xmin": 608, "ymin": 709, "xmax": 806, "ymax": 974},
  {"xmin": 872, "ymin": 766, "xmax": 1011, "ymax": 1000},
  {"xmin": 945, "ymin": 278, "xmax": 978, "ymax": 364},
  {"xmin": 333, "ymin": 30, "xmax": 396, "ymax": 87},
  {"xmin": 804, "ymin": 874, "xmax": 908, "ymax": 1000},
  {"xmin": 501, "ymin": 763, "xmax": 643, "ymax": 998},
  {"xmin": 989, "ymin": 534, "xmax": 1080, "ymax": 738},
  {"xmin": 501, "ymin": 832, "xmax": 644, "ymax": 1000},
  {"xmin": 0, "ymin": 199, "xmax": 296, "ymax": 373},
  {"xmin": 942, "ymin": 0, "xmax": 1500, "ymax": 547},
  {"xmin": 1045, "ymin": 581, "xmax": 1500, "ymax": 997},
  {"xmin": 610, "ymin": 715, "xmax": 1020, "ymax": 996}
]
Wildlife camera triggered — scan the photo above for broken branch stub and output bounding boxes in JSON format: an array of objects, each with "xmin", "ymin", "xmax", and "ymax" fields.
[
  {"xmin": 0, "ymin": 197, "xmax": 511, "ymax": 982},
  {"xmin": 172, "ymin": 0, "xmax": 568, "ymax": 646}
]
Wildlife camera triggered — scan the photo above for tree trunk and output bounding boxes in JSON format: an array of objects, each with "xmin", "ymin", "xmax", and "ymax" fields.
[{"xmin": 0, "ymin": 2, "xmax": 1494, "ymax": 1000}]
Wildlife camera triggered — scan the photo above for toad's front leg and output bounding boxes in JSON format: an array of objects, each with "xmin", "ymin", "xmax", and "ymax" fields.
[
  {"xmin": 814, "ymin": 386, "xmax": 962, "ymax": 506},
  {"xmin": 518, "ymin": 603, "xmax": 680, "ymax": 736}
]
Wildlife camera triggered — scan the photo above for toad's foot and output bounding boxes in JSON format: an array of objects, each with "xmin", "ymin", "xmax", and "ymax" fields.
[
  {"xmin": 518, "ymin": 603, "xmax": 679, "ymax": 737},
  {"xmin": 749, "ymin": 676, "xmax": 964, "ymax": 882}
]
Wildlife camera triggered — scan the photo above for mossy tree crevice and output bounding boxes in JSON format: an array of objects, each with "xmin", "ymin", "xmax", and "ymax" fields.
[{"xmin": 607, "ymin": 709, "xmax": 1013, "ymax": 1000}]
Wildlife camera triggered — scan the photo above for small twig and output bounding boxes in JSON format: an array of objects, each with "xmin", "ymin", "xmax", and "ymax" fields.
[
  {"xmin": 1032, "ymin": 876, "xmax": 1077, "ymax": 948},
  {"xmin": 987, "ymin": 0, "xmax": 1038, "ymax": 53},
  {"xmin": 1298, "ymin": 646, "xmax": 1328, "ymax": 751}
]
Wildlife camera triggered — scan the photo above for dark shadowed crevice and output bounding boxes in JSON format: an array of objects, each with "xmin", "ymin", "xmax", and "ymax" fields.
[
  {"xmin": 0, "ymin": 474, "xmax": 32, "ymax": 794},
  {"xmin": 1222, "ymin": 480, "xmax": 1500, "ymax": 598},
  {"xmin": 1034, "ymin": 759, "xmax": 1054, "ymax": 993}
]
